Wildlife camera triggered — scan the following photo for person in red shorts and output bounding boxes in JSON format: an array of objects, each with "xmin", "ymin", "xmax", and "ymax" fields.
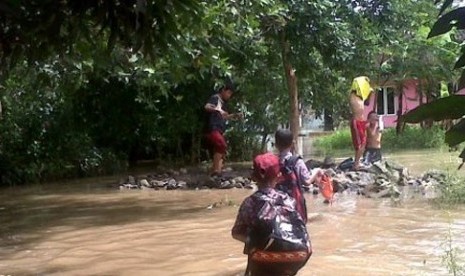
[
  {"xmin": 349, "ymin": 76, "xmax": 373, "ymax": 170},
  {"xmin": 204, "ymin": 82, "xmax": 242, "ymax": 176}
]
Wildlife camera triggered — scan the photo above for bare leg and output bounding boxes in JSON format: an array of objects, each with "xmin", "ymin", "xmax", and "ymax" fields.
[
  {"xmin": 354, "ymin": 146, "xmax": 365, "ymax": 169},
  {"xmin": 212, "ymin": 152, "xmax": 223, "ymax": 175}
]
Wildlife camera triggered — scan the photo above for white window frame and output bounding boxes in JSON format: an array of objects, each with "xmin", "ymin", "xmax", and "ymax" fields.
[{"xmin": 377, "ymin": 87, "xmax": 398, "ymax": 116}]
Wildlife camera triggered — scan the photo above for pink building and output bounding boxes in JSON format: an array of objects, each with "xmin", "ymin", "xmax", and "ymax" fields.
[{"xmin": 363, "ymin": 80, "xmax": 465, "ymax": 128}]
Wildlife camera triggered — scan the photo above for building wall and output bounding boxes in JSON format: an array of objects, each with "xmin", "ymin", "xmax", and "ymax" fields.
[
  {"xmin": 304, "ymin": 81, "xmax": 464, "ymax": 132},
  {"xmin": 363, "ymin": 79, "xmax": 421, "ymax": 128}
]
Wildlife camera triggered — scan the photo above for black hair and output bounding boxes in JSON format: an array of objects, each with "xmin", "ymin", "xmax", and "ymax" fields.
[
  {"xmin": 275, "ymin": 129, "xmax": 293, "ymax": 150},
  {"xmin": 368, "ymin": 110, "xmax": 377, "ymax": 117},
  {"xmin": 223, "ymin": 83, "xmax": 235, "ymax": 92},
  {"xmin": 219, "ymin": 78, "xmax": 235, "ymax": 93}
]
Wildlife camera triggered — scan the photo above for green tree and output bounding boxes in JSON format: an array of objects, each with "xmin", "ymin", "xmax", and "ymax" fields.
[{"xmin": 403, "ymin": 0, "xmax": 465, "ymax": 166}]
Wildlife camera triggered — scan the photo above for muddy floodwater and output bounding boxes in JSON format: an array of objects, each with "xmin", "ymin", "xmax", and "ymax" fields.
[{"xmin": 1, "ymin": 150, "xmax": 464, "ymax": 275}]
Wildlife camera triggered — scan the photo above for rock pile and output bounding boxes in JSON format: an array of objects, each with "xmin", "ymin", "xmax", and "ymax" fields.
[
  {"xmin": 322, "ymin": 160, "xmax": 447, "ymax": 199},
  {"xmin": 118, "ymin": 169, "xmax": 256, "ymax": 191},
  {"xmin": 118, "ymin": 159, "xmax": 448, "ymax": 199}
]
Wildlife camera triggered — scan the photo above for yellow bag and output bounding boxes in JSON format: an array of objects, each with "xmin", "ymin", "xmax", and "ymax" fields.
[{"xmin": 351, "ymin": 76, "xmax": 372, "ymax": 101}]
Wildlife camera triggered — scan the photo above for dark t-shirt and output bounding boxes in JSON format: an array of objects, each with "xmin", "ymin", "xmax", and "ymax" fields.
[{"xmin": 207, "ymin": 94, "xmax": 228, "ymax": 133}]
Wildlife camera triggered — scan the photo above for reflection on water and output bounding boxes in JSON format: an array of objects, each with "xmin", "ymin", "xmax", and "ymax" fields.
[{"xmin": 1, "ymin": 181, "xmax": 464, "ymax": 276}]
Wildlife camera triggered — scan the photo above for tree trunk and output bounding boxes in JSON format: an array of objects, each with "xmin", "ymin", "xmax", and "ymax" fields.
[
  {"xmin": 280, "ymin": 30, "xmax": 300, "ymax": 154},
  {"xmin": 260, "ymin": 132, "xmax": 268, "ymax": 152},
  {"xmin": 190, "ymin": 132, "xmax": 199, "ymax": 164},
  {"xmin": 396, "ymin": 82, "xmax": 404, "ymax": 134},
  {"xmin": 372, "ymin": 87, "xmax": 378, "ymax": 113},
  {"xmin": 419, "ymin": 85, "xmax": 426, "ymax": 129},
  {"xmin": 324, "ymin": 108, "xmax": 334, "ymax": 131}
]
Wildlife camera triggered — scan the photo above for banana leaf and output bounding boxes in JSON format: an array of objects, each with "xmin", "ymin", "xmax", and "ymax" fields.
[
  {"xmin": 401, "ymin": 95, "xmax": 465, "ymax": 123},
  {"xmin": 445, "ymin": 118, "xmax": 465, "ymax": 147},
  {"xmin": 428, "ymin": 7, "xmax": 465, "ymax": 38},
  {"xmin": 458, "ymin": 147, "xmax": 465, "ymax": 170}
]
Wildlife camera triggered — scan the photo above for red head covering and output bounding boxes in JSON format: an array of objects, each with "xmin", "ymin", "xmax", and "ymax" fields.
[{"xmin": 252, "ymin": 152, "xmax": 280, "ymax": 182}]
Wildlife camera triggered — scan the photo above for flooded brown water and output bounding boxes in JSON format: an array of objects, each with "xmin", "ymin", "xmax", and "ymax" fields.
[{"xmin": 1, "ymin": 151, "xmax": 464, "ymax": 275}]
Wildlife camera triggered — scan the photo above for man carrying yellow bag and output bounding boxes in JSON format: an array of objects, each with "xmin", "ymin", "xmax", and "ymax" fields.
[{"xmin": 349, "ymin": 76, "xmax": 373, "ymax": 170}]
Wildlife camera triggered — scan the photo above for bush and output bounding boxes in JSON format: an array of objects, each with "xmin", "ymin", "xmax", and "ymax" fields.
[
  {"xmin": 382, "ymin": 125, "xmax": 445, "ymax": 150},
  {"xmin": 434, "ymin": 174, "xmax": 465, "ymax": 206},
  {"xmin": 313, "ymin": 129, "xmax": 352, "ymax": 154},
  {"xmin": 226, "ymin": 127, "xmax": 262, "ymax": 162},
  {"xmin": 313, "ymin": 125, "xmax": 446, "ymax": 154}
]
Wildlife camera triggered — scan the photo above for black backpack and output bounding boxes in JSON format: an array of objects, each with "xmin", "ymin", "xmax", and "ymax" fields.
[
  {"xmin": 247, "ymin": 190, "xmax": 310, "ymax": 253},
  {"xmin": 276, "ymin": 155, "xmax": 308, "ymax": 224}
]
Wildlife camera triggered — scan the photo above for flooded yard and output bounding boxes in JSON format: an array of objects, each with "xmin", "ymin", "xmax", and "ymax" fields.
[{"xmin": 0, "ymin": 150, "xmax": 464, "ymax": 275}]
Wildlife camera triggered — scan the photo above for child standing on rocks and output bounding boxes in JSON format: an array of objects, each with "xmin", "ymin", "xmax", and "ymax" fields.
[
  {"xmin": 349, "ymin": 76, "xmax": 373, "ymax": 170},
  {"xmin": 204, "ymin": 82, "xmax": 243, "ymax": 177},
  {"xmin": 363, "ymin": 111, "xmax": 383, "ymax": 164}
]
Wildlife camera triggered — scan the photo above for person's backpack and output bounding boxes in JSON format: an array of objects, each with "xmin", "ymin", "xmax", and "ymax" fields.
[
  {"xmin": 248, "ymin": 191, "xmax": 310, "ymax": 253},
  {"xmin": 276, "ymin": 155, "xmax": 307, "ymax": 224}
]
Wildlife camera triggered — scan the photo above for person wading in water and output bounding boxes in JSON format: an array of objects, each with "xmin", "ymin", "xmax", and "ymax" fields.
[{"xmin": 232, "ymin": 153, "xmax": 312, "ymax": 276}]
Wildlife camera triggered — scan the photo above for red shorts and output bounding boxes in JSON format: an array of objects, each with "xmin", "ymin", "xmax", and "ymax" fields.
[
  {"xmin": 207, "ymin": 130, "xmax": 227, "ymax": 154},
  {"xmin": 350, "ymin": 119, "xmax": 366, "ymax": 150}
]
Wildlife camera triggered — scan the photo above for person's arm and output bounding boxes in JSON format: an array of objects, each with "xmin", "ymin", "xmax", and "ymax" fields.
[
  {"xmin": 306, "ymin": 168, "xmax": 324, "ymax": 186},
  {"xmin": 295, "ymin": 159, "xmax": 324, "ymax": 186},
  {"xmin": 232, "ymin": 232, "xmax": 247, "ymax": 243},
  {"xmin": 204, "ymin": 95, "xmax": 219, "ymax": 113},
  {"xmin": 225, "ymin": 112, "xmax": 244, "ymax": 121},
  {"xmin": 295, "ymin": 159, "xmax": 315, "ymax": 186},
  {"xmin": 204, "ymin": 95, "xmax": 232, "ymax": 119},
  {"xmin": 204, "ymin": 102, "xmax": 218, "ymax": 112},
  {"xmin": 231, "ymin": 200, "xmax": 251, "ymax": 243}
]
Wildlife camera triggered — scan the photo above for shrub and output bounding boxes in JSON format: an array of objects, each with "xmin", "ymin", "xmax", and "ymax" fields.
[{"xmin": 434, "ymin": 174, "xmax": 465, "ymax": 206}]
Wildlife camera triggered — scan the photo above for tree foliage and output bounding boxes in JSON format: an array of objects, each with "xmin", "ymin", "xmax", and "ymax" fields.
[
  {"xmin": 402, "ymin": 0, "xmax": 465, "ymax": 165},
  {"xmin": 0, "ymin": 0, "xmax": 462, "ymax": 184}
]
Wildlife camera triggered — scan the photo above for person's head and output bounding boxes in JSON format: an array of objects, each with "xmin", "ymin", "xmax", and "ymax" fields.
[
  {"xmin": 275, "ymin": 129, "xmax": 294, "ymax": 151},
  {"xmin": 219, "ymin": 82, "xmax": 235, "ymax": 101},
  {"xmin": 252, "ymin": 152, "xmax": 281, "ymax": 187},
  {"xmin": 368, "ymin": 111, "xmax": 378, "ymax": 124}
]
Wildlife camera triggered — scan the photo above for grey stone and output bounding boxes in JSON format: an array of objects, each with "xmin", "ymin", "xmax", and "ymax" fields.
[
  {"xmin": 176, "ymin": 181, "xmax": 188, "ymax": 189},
  {"xmin": 166, "ymin": 183, "xmax": 177, "ymax": 190},
  {"xmin": 151, "ymin": 180, "xmax": 166, "ymax": 188},
  {"xmin": 233, "ymin": 182, "xmax": 244, "ymax": 189},
  {"xmin": 390, "ymin": 171, "xmax": 400, "ymax": 183},
  {"xmin": 326, "ymin": 168, "xmax": 337, "ymax": 177},
  {"xmin": 139, "ymin": 179, "xmax": 150, "ymax": 187},
  {"xmin": 220, "ymin": 181, "xmax": 232, "ymax": 189},
  {"xmin": 385, "ymin": 160, "xmax": 406, "ymax": 173},
  {"xmin": 358, "ymin": 172, "xmax": 376, "ymax": 186},
  {"xmin": 128, "ymin": 175, "xmax": 136, "ymax": 185},
  {"xmin": 124, "ymin": 184, "xmax": 139, "ymax": 189},
  {"xmin": 235, "ymin": 176, "xmax": 245, "ymax": 183},
  {"xmin": 370, "ymin": 162, "xmax": 388, "ymax": 175}
]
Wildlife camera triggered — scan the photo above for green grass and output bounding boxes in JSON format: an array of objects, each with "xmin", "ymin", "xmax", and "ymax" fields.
[
  {"xmin": 313, "ymin": 125, "xmax": 446, "ymax": 156},
  {"xmin": 442, "ymin": 215, "xmax": 464, "ymax": 276}
]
